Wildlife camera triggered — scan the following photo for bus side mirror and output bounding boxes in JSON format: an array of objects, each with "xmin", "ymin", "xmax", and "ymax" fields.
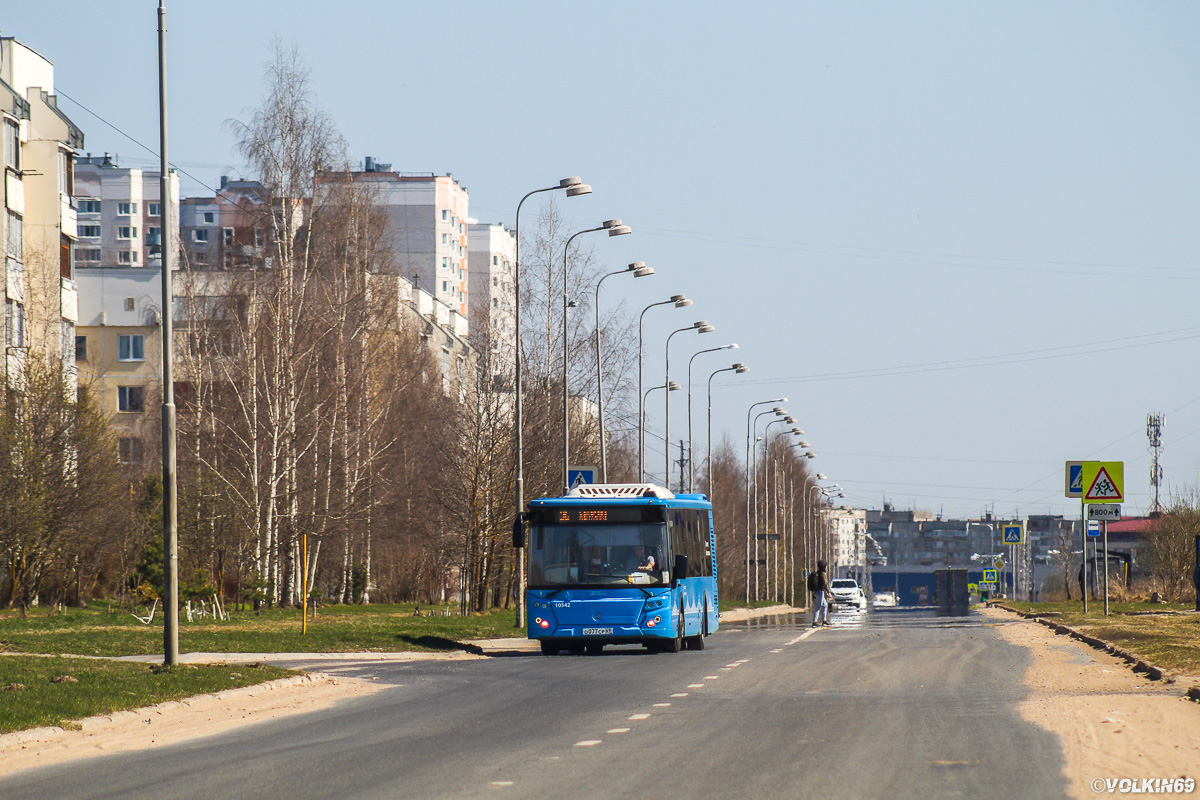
[
  {"xmin": 673, "ymin": 554, "xmax": 688, "ymax": 585},
  {"xmin": 512, "ymin": 514, "xmax": 526, "ymax": 549}
]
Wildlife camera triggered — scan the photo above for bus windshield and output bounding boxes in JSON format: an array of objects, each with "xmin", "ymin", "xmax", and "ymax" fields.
[{"xmin": 529, "ymin": 523, "xmax": 668, "ymax": 587}]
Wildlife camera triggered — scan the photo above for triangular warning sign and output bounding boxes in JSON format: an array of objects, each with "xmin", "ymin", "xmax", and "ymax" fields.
[{"xmin": 1084, "ymin": 466, "xmax": 1122, "ymax": 501}]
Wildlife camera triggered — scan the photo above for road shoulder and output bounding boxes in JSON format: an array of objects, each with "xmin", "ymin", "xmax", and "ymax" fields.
[
  {"xmin": 980, "ymin": 607, "xmax": 1200, "ymax": 799},
  {"xmin": 0, "ymin": 673, "xmax": 385, "ymax": 778}
]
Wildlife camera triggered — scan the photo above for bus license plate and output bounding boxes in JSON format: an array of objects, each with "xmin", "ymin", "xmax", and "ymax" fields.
[{"xmin": 582, "ymin": 627, "xmax": 612, "ymax": 636}]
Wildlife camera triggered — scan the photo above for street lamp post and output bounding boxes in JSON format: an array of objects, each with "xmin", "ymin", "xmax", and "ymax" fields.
[
  {"xmin": 705, "ymin": 362, "xmax": 748, "ymax": 496},
  {"xmin": 643, "ymin": 380, "xmax": 681, "ymax": 484},
  {"xmin": 744, "ymin": 399, "xmax": 786, "ymax": 603},
  {"xmin": 761, "ymin": 416, "xmax": 793, "ymax": 600},
  {"xmin": 513, "ymin": 177, "xmax": 591, "ymax": 628},
  {"xmin": 638, "ymin": 295, "xmax": 691, "ymax": 481},
  {"xmin": 594, "ymin": 261, "xmax": 653, "ymax": 482},
  {"xmin": 752, "ymin": 407, "xmax": 786, "ymax": 599},
  {"xmin": 687, "ymin": 344, "xmax": 737, "ymax": 492},
  {"xmin": 664, "ymin": 321, "xmax": 713, "ymax": 490},
  {"xmin": 562, "ymin": 220, "xmax": 631, "ymax": 493}
]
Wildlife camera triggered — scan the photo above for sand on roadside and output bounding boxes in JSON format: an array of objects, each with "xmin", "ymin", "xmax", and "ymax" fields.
[
  {"xmin": 0, "ymin": 673, "xmax": 385, "ymax": 777},
  {"xmin": 981, "ymin": 607, "xmax": 1200, "ymax": 799}
]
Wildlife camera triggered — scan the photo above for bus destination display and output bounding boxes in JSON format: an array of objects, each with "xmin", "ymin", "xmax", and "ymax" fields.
[{"xmin": 536, "ymin": 506, "xmax": 665, "ymax": 525}]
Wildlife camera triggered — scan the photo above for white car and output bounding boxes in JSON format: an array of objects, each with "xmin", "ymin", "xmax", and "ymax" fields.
[
  {"xmin": 872, "ymin": 591, "xmax": 897, "ymax": 607},
  {"xmin": 829, "ymin": 578, "xmax": 867, "ymax": 610}
]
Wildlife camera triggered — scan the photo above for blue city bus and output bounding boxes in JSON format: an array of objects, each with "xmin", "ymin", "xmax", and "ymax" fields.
[{"xmin": 517, "ymin": 484, "xmax": 719, "ymax": 655}]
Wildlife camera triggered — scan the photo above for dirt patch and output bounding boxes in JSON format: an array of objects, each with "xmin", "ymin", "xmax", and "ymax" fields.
[
  {"xmin": 0, "ymin": 673, "xmax": 384, "ymax": 777},
  {"xmin": 981, "ymin": 607, "xmax": 1200, "ymax": 798}
]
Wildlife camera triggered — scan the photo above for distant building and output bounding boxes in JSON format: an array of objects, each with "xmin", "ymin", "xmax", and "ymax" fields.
[
  {"xmin": 466, "ymin": 221, "xmax": 515, "ymax": 367},
  {"xmin": 1, "ymin": 35, "xmax": 84, "ymax": 390},
  {"xmin": 72, "ymin": 154, "xmax": 179, "ymax": 271},
  {"xmin": 316, "ymin": 158, "xmax": 470, "ymax": 318},
  {"xmin": 179, "ymin": 177, "xmax": 269, "ymax": 271}
]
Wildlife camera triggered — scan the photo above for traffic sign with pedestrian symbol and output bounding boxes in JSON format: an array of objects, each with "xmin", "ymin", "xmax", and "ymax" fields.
[
  {"xmin": 568, "ymin": 466, "xmax": 597, "ymax": 489},
  {"xmin": 1064, "ymin": 461, "xmax": 1084, "ymax": 498},
  {"xmin": 1002, "ymin": 524, "xmax": 1023, "ymax": 544},
  {"xmin": 1082, "ymin": 461, "xmax": 1123, "ymax": 503},
  {"xmin": 983, "ymin": 569, "xmax": 998, "ymax": 583}
]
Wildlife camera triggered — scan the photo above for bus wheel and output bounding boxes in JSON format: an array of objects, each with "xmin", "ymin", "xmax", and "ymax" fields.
[
  {"xmin": 686, "ymin": 600, "xmax": 708, "ymax": 650},
  {"xmin": 540, "ymin": 640, "xmax": 559, "ymax": 656},
  {"xmin": 661, "ymin": 601, "xmax": 684, "ymax": 653}
]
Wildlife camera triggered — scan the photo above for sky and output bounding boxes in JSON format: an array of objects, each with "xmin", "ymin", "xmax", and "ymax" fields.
[{"xmin": 4, "ymin": 1, "xmax": 1198, "ymax": 520}]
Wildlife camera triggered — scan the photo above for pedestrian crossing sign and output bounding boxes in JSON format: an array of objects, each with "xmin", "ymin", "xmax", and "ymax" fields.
[
  {"xmin": 1002, "ymin": 524, "xmax": 1023, "ymax": 545},
  {"xmin": 1064, "ymin": 461, "xmax": 1084, "ymax": 498},
  {"xmin": 1082, "ymin": 461, "xmax": 1123, "ymax": 504},
  {"xmin": 983, "ymin": 569, "xmax": 997, "ymax": 583}
]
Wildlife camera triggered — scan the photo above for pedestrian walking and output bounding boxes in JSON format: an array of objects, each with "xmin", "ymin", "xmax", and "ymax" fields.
[{"xmin": 808, "ymin": 560, "xmax": 832, "ymax": 627}]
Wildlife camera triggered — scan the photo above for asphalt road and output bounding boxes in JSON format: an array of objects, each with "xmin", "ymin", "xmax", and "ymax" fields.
[{"xmin": 0, "ymin": 607, "xmax": 1068, "ymax": 799}]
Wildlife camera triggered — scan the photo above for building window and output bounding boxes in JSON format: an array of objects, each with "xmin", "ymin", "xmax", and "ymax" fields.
[
  {"xmin": 117, "ymin": 226, "xmax": 137, "ymax": 240},
  {"xmin": 117, "ymin": 202, "xmax": 137, "ymax": 216},
  {"xmin": 442, "ymin": 209, "xmax": 448, "ymax": 221},
  {"xmin": 223, "ymin": 227, "xmax": 234, "ymax": 245},
  {"xmin": 202, "ymin": 211, "xmax": 215, "ymax": 224},
  {"xmin": 118, "ymin": 251, "xmax": 138, "ymax": 264},
  {"xmin": 75, "ymin": 335, "xmax": 87, "ymax": 361},
  {"xmin": 193, "ymin": 229, "xmax": 209, "ymax": 243},
  {"xmin": 493, "ymin": 256, "xmax": 498, "ymax": 266},
  {"xmin": 117, "ymin": 385, "xmax": 145, "ymax": 412},
  {"xmin": 3, "ymin": 119, "xmax": 18, "ymax": 171},
  {"xmin": 77, "ymin": 248, "xmax": 101, "ymax": 263},
  {"xmin": 255, "ymin": 228, "xmax": 265, "ymax": 248},
  {"xmin": 145, "ymin": 226, "xmax": 161, "ymax": 244},
  {"xmin": 148, "ymin": 203, "xmax": 161, "ymax": 217},
  {"xmin": 78, "ymin": 199, "xmax": 101, "ymax": 214},
  {"xmin": 118, "ymin": 437, "xmax": 143, "ymax": 465},
  {"xmin": 5, "ymin": 212, "xmax": 21, "ymax": 259},
  {"xmin": 5, "ymin": 298, "xmax": 25, "ymax": 348},
  {"xmin": 442, "ymin": 281, "xmax": 447, "ymax": 292},
  {"xmin": 118, "ymin": 334, "xmax": 145, "ymax": 362},
  {"xmin": 124, "ymin": 298, "xmax": 135, "ymax": 311},
  {"xmin": 79, "ymin": 225, "xmax": 101, "ymax": 238}
]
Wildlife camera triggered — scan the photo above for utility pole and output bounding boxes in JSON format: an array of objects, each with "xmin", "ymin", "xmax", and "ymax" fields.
[
  {"xmin": 157, "ymin": 0, "xmax": 179, "ymax": 667},
  {"xmin": 676, "ymin": 439, "xmax": 687, "ymax": 493}
]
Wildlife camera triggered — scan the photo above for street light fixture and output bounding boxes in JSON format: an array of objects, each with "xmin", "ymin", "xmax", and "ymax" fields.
[
  {"xmin": 686, "ymin": 343, "xmax": 738, "ymax": 492},
  {"xmin": 512, "ymin": 177, "xmax": 592, "ymax": 628},
  {"xmin": 638, "ymin": 294, "xmax": 691, "ymax": 481},
  {"xmin": 595, "ymin": 261, "xmax": 653, "ymax": 482},
  {"xmin": 562, "ymin": 219, "xmax": 631, "ymax": 493},
  {"xmin": 751, "ymin": 406, "xmax": 787, "ymax": 599},
  {"xmin": 664, "ymin": 321, "xmax": 713, "ymax": 489},
  {"xmin": 705, "ymin": 362, "xmax": 749, "ymax": 496}
]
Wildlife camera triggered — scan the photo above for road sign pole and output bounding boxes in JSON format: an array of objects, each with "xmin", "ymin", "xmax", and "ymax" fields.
[
  {"xmin": 1102, "ymin": 520, "xmax": 1110, "ymax": 616},
  {"xmin": 1081, "ymin": 498, "xmax": 1087, "ymax": 613}
]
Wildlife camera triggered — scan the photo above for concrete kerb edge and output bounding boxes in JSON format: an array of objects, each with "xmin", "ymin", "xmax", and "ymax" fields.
[
  {"xmin": 985, "ymin": 602, "xmax": 1199, "ymax": 700},
  {"xmin": 0, "ymin": 673, "xmax": 329, "ymax": 751}
]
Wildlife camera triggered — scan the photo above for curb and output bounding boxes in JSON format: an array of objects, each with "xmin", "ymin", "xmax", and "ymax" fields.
[
  {"xmin": 0, "ymin": 673, "xmax": 325, "ymax": 751},
  {"xmin": 986, "ymin": 602, "xmax": 1198, "ymax": 699}
]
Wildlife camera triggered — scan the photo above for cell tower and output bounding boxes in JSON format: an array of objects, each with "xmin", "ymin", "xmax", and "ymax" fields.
[{"xmin": 1147, "ymin": 412, "xmax": 1164, "ymax": 513}]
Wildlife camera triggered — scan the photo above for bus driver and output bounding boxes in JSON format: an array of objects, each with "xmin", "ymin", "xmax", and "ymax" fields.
[{"xmin": 629, "ymin": 545, "xmax": 656, "ymax": 573}]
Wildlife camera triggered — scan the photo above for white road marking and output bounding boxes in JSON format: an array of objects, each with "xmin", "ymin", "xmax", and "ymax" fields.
[
  {"xmin": 735, "ymin": 659, "xmax": 749, "ymax": 664},
  {"xmin": 607, "ymin": 727, "xmax": 631, "ymax": 734},
  {"xmin": 490, "ymin": 781, "xmax": 514, "ymax": 788},
  {"xmin": 704, "ymin": 675, "xmax": 719, "ymax": 680},
  {"xmin": 785, "ymin": 628, "xmax": 820, "ymax": 646},
  {"xmin": 770, "ymin": 649, "xmax": 783, "ymax": 653},
  {"xmin": 671, "ymin": 692, "xmax": 689, "ymax": 697},
  {"xmin": 653, "ymin": 703, "xmax": 671, "ymax": 707},
  {"xmin": 575, "ymin": 740, "xmax": 603, "ymax": 747},
  {"xmin": 687, "ymin": 683, "xmax": 705, "ymax": 688},
  {"xmin": 629, "ymin": 713, "xmax": 651, "ymax": 720}
]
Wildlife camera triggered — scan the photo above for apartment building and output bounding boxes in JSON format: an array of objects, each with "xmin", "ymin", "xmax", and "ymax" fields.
[
  {"xmin": 72, "ymin": 153, "xmax": 179, "ymax": 271},
  {"xmin": 1, "ymin": 35, "xmax": 84, "ymax": 390},
  {"xmin": 179, "ymin": 177, "xmax": 269, "ymax": 270},
  {"xmin": 466, "ymin": 221, "xmax": 516, "ymax": 356},
  {"xmin": 317, "ymin": 158, "xmax": 470, "ymax": 319},
  {"xmin": 74, "ymin": 267, "xmax": 162, "ymax": 465}
]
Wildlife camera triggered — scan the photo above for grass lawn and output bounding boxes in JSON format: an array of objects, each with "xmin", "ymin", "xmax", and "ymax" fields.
[
  {"xmin": 1003, "ymin": 600, "xmax": 1200, "ymax": 677},
  {"xmin": 0, "ymin": 603, "xmax": 526, "ymax": 658},
  {"xmin": 0, "ymin": 655, "xmax": 294, "ymax": 735}
]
